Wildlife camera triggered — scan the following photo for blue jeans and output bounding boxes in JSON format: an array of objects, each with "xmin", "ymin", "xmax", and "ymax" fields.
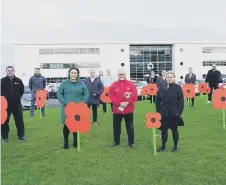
[{"xmin": 30, "ymin": 91, "xmax": 45, "ymax": 117}]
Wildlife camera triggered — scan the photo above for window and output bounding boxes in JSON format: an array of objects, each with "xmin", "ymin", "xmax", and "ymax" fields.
[
  {"xmin": 202, "ymin": 47, "xmax": 226, "ymax": 53},
  {"xmin": 39, "ymin": 48, "xmax": 100, "ymax": 55},
  {"xmin": 202, "ymin": 61, "xmax": 226, "ymax": 66},
  {"xmin": 40, "ymin": 62, "xmax": 100, "ymax": 69},
  {"xmin": 129, "ymin": 45, "xmax": 172, "ymax": 80}
]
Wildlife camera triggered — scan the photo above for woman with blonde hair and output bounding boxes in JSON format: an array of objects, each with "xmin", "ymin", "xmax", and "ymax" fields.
[{"xmin": 155, "ymin": 71, "xmax": 184, "ymax": 152}]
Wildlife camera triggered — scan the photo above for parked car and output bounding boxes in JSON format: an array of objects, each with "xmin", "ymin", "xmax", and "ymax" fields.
[
  {"xmin": 21, "ymin": 86, "xmax": 37, "ymax": 110},
  {"xmin": 131, "ymin": 80, "xmax": 148, "ymax": 100}
]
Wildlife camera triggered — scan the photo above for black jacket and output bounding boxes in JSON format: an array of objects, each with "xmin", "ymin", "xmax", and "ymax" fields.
[
  {"xmin": 185, "ymin": 73, "xmax": 196, "ymax": 84},
  {"xmin": 205, "ymin": 69, "xmax": 222, "ymax": 84},
  {"xmin": 1, "ymin": 76, "xmax": 24, "ymax": 105},
  {"xmin": 155, "ymin": 83, "xmax": 184, "ymax": 117},
  {"xmin": 146, "ymin": 75, "xmax": 157, "ymax": 84}
]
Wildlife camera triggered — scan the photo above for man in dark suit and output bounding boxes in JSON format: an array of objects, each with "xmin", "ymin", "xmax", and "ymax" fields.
[
  {"xmin": 185, "ymin": 67, "xmax": 196, "ymax": 107},
  {"xmin": 84, "ymin": 69, "xmax": 104, "ymax": 125},
  {"xmin": 205, "ymin": 64, "xmax": 222, "ymax": 103}
]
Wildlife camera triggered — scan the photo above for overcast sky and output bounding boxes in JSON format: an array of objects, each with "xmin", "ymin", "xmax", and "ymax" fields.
[{"xmin": 1, "ymin": 0, "xmax": 226, "ymax": 72}]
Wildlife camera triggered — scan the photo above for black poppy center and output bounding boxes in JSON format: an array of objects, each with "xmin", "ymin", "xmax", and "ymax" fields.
[
  {"xmin": 151, "ymin": 118, "xmax": 156, "ymax": 123},
  {"xmin": 151, "ymin": 88, "xmax": 153, "ymax": 91},
  {"xmin": 74, "ymin": 114, "xmax": 80, "ymax": 121},
  {"xmin": 38, "ymin": 97, "xmax": 41, "ymax": 100},
  {"xmin": 187, "ymin": 90, "xmax": 190, "ymax": 93},
  {"xmin": 221, "ymin": 97, "xmax": 226, "ymax": 102},
  {"xmin": 105, "ymin": 93, "xmax": 109, "ymax": 97}
]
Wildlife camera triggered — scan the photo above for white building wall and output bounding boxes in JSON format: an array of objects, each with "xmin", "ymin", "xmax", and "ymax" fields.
[
  {"xmin": 13, "ymin": 44, "xmax": 130, "ymax": 84},
  {"xmin": 173, "ymin": 43, "xmax": 226, "ymax": 82}
]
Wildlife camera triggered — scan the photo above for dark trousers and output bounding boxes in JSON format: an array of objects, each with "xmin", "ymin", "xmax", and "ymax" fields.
[
  {"xmin": 187, "ymin": 98, "xmax": 194, "ymax": 105},
  {"xmin": 88, "ymin": 104, "xmax": 98, "ymax": 122},
  {"xmin": 63, "ymin": 125, "xmax": 77, "ymax": 145},
  {"xmin": 161, "ymin": 115, "xmax": 179, "ymax": 147},
  {"xmin": 103, "ymin": 103, "xmax": 113, "ymax": 113},
  {"xmin": 1, "ymin": 104, "xmax": 25, "ymax": 139},
  {"xmin": 208, "ymin": 83, "xmax": 219, "ymax": 101},
  {"xmin": 149, "ymin": 95, "xmax": 156, "ymax": 103},
  {"xmin": 113, "ymin": 113, "xmax": 134, "ymax": 145}
]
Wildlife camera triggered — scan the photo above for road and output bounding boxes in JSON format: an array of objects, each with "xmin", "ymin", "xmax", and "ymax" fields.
[{"xmin": 46, "ymin": 99, "xmax": 61, "ymax": 108}]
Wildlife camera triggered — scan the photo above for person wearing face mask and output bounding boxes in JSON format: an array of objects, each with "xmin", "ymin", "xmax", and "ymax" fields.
[
  {"xmin": 28, "ymin": 68, "xmax": 46, "ymax": 118},
  {"xmin": 185, "ymin": 67, "xmax": 196, "ymax": 107},
  {"xmin": 155, "ymin": 71, "xmax": 184, "ymax": 152},
  {"xmin": 84, "ymin": 68, "xmax": 104, "ymax": 125},
  {"xmin": 147, "ymin": 70, "xmax": 158, "ymax": 103},
  {"xmin": 108, "ymin": 68, "xmax": 138, "ymax": 148},
  {"xmin": 1, "ymin": 66, "xmax": 26, "ymax": 143},
  {"xmin": 156, "ymin": 69, "xmax": 167, "ymax": 87},
  {"xmin": 205, "ymin": 64, "xmax": 222, "ymax": 103},
  {"xmin": 57, "ymin": 68, "xmax": 89, "ymax": 149}
]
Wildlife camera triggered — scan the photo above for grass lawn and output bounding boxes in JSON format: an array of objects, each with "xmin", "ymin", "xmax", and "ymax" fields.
[{"xmin": 1, "ymin": 97, "xmax": 226, "ymax": 185}]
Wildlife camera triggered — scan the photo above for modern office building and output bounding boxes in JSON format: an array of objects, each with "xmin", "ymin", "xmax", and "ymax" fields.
[{"xmin": 13, "ymin": 42, "xmax": 226, "ymax": 85}]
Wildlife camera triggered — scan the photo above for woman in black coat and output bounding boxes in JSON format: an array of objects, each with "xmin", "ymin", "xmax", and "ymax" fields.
[
  {"xmin": 146, "ymin": 71, "xmax": 158, "ymax": 103},
  {"xmin": 155, "ymin": 71, "xmax": 184, "ymax": 152}
]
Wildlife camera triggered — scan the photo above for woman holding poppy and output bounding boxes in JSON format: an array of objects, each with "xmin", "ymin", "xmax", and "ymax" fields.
[
  {"xmin": 57, "ymin": 68, "xmax": 89, "ymax": 149},
  {"xmin": 155, "ymin": 71, "xmax": 184, "ymax": 152}
]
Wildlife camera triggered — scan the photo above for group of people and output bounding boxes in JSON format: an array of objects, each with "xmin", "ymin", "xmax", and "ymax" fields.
[{"xmin": 1, "ymin": 64, "xmax": 223, "ymax": 153}]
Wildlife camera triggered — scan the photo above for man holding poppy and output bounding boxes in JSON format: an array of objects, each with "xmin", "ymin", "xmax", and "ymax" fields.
[{"xmin": 108, "ymin": 68, "xmax": 138, "ymax": 148}]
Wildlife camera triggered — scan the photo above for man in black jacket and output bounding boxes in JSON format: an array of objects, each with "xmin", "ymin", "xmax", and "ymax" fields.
[
  {"xmin": 205, "ymin": 64, "xmax": 222, "ymax": 103},
  {"xmin": 1, "ymin": 66, "xmax": 26, "ymax": 143}
]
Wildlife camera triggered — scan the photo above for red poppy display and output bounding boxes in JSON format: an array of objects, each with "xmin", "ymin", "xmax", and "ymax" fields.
[
  {"xmin": 65, "ymin": 102, "xmax": 91, "ymax": 133},
  {"xmin": 100, "ymin": 87, "xmax": 111, "ymax": 103},
  {"xmin": 212, "ymin": 88, "xmax": 226, "ymax": 110},
  {"xmin": 147, "ymin": 84, "xmax": 158, "ymax": 96},
  {"xmin": 182, "ymin": 84, "xmax": 196, "ymax": 98},
  {"xmin": 141, "ymin": 86, "xmax": 149, "ymax": 96},
  {"xmin": 146, "ymin": 113, "xmax": 161, "ymax": 129},
  {"xmin": 198, "ymin": 83, "xmax": 208, "ymax": 93},
  {"xmin": 35, "ymin": 90, "xmax": 45, "ymax": 108},
  {"xmin": 1, "ymin": 96, "xmax": 8, "ymax": 125}
]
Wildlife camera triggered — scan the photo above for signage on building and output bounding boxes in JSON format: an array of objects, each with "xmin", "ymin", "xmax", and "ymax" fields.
[{"xmin": 147, "ymin": 63, "xmax": 154, "ymax": 70}]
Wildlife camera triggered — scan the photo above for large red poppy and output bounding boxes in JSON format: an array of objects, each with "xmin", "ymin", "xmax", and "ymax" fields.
[
  {"xmin": 43, "ymin": 89, "xmax": 48, "ymax": 99},
  {"xmin": 198, "ymin": 83, "xmax": 208, "ymax": 93},
  {"xmin": 65, "ymin": 102, "xmax": 91, "ymax": 133},
  {"xmin": 141, "ymin": 86, "xmax": 149, "ymax": 96},
  {"xmin": 1, "ymin": 96, "xmax": 8, "ymax": 124},
  {"xmin": 35, "ymin": 90, "xmax": 45, "ymax": 108},
  {"xmin": 147, "ymin": 84, "xmax": 158, "ymax": 96},
  {"xmin": 212, "ymin": 88, "xmax": 226, "ymax": 110},
  {"xmin": 146, "ymin": 113, "xmax": 161, "ymax": 129},
  {"xmin": 100, "ymin": 87, "xmax": 111, "ymax": 103},
  {"xmin": 182, "ymin": 84, "xmax": 195, "ymax": 98}
]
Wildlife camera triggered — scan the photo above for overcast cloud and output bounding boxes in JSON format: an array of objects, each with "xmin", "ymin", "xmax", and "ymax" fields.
[{"xmin": 1, "ymin": 0, "xmax": 226, "ymax": 74}]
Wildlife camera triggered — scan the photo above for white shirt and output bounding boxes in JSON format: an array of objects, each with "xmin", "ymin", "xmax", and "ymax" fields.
[{"xmin": 90, "ymin": 77, "xmax": 95, "ymax": 82}]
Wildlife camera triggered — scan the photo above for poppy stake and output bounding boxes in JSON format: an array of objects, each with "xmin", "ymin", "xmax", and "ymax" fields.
[
  {"xmin": 146, "ymin": 113, "xmax": 161, "ymax": 155},
  {"xmin": 212, "ymin": 88, "xmax": 226, "ymax": 129},
  {"xmin": 65, "ymin": 102, "xmax": 91, "ymax": 152}
]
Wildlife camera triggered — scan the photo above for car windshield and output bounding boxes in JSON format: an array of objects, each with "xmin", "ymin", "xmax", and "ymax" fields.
[
  {"xmin": 24, "ymin": 87, "xmax": 31, "ymax": 94},
  {"xmin": 136, "ymin": 82, "xmax": 145, "ymax": 87}
]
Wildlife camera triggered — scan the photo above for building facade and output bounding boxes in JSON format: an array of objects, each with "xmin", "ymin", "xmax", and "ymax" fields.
[{"xmin": 13, "ymin": 43, "xmax": 226, "ymax": 85}]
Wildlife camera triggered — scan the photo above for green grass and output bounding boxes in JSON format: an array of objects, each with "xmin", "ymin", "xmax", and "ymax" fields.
[{"xmin": 1, "ymin": 97, "xmax": 226, "ymax": 185}]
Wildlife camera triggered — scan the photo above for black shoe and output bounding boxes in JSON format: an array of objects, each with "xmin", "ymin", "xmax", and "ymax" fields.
[
  {"xmin": 1, "ymin": 139, "xmax": 8, "ymax": 144},
  {"xmin": 157, "ymin": 146, "xmax": 166, "ymax": 152},
  {"xmin": 171, "ymin": 147, "xmax": 177, "ymax": 152},
  {"xmin": 109, "ymin": 142, "xmax": 120, "ymax": 147},
  {"xmin": 63, "ymin": 143, "xmax": 69, "ymax": 149},
  {"xmin": 19, "ymin": 137, "xmax": 27, "ymax": 141},
  {"xmin": 129, "ymin": 144, "xmax": 135, "ymax": 148}
]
